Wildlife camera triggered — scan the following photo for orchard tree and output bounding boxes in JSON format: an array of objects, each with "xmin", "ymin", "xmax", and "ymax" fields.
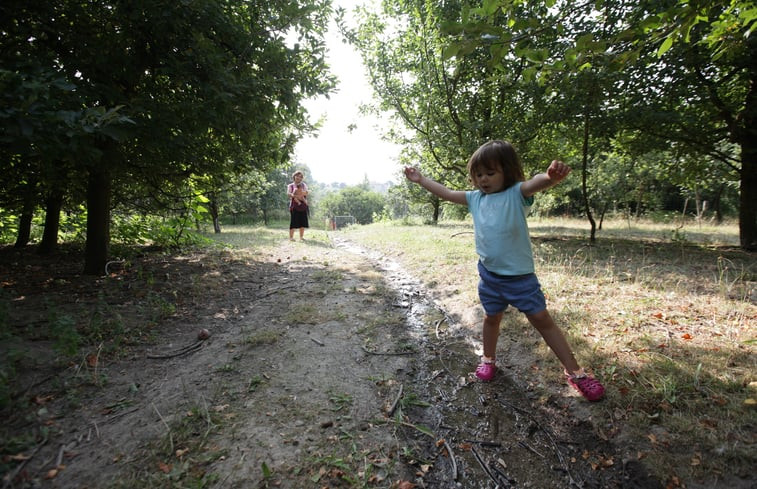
[
  {"xmin": 442, "ymin": 0, "xmax": 756, "ymax": 249},
  {"xmin": 0, "ymin": 0, "xmax": 336, "ymax": 272},
  {"xmin": 355, "ymin": 0, "xmax": 633, "ymax": 231},
  {"xmin": 318, "ymin": 185, "xmax": 386, "ymax": 224},
  {"xmin": 353, "ymin": 0, "xmax": 551, "ymax": 224}
]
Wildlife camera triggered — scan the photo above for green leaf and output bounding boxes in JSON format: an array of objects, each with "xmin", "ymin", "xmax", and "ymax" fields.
[
  {"xmin": 657, "ymin": 36, "xmax": 674, "ymax": 57},
  {"xmin": 414, "ymin": 424, "xmax": 435, "ymax": 437},
  {"xmin": 639, "ymin": 15, "xmax": 662, "ymax": 33},
  {"xmin": 440, "ymin": 21, "xmax": 464, "ymax": 36},
  {"xmin": 481, "ymin": 0, "xmax": 500, "ymax": 16},
  {"xmin": 576, "ymin": 33, "xmax": 594, "ymax": 49},
  {"xmin": 442, "ymin": 43, "xmax": 461, "ymax": 60}
]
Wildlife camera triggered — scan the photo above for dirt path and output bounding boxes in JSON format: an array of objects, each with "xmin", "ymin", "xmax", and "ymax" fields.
[{"xmin": 2, "ymin": 236, "xmax": 663, "ymax": 488}]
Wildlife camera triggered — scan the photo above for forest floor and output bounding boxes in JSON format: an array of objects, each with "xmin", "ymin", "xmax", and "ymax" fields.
[{"xmin": 0, "ymin": 229, "xmax": 752, "ymax": 488}]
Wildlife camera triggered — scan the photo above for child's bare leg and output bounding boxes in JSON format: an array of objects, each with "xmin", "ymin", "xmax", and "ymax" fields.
[
  {"xmin": 526, "ymin": 309, "xmax": 581, "ymax": 374},
  {"xmin": 482, "ymin": 312, "xmax": 503, "ymax": 360},
  {"xmin": 299, "ymin": 227, "xmax": 305, "ymax": 239},
  {"xmin": 289, "ymin": 228, "xmax": 295, "ymax": 240}
]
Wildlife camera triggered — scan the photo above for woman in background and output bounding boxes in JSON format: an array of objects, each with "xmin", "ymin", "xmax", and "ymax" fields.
[{"xmin": 287, "ymin": 170, "xmax": 309, "ymax": 241}]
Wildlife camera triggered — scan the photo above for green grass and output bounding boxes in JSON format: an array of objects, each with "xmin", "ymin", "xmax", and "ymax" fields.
[
  {"xmin": 340, "ymin": 217, "xmax": 755, "ymax": 486},
  {"xmin": 204, "ymin": 224, "xmax": 332, "ymax": 252}
]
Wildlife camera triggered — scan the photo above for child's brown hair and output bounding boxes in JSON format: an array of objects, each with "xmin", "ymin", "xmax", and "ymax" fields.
[{"xmin": 466, "ymin": 140, "xmax": 525, "ymax": 190}]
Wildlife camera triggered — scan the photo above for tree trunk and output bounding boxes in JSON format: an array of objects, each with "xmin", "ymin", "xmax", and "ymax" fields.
[
  {"xmin": 680, "ymin": 197, "xmax": 689, "ymax": 229},
  {"xmin": 14, "ymin": 211, "xmax": 33, "ymax": 249},
  {"xmin": 694, "ymin": 187, "xmax": 704, "ymax": 225},
  {"xmin": 208, "ymin": 195, "xmax": 221, "ymax": 233},
  {"xmin": 38, "ymin": 192, "xmax": 63, "ymax": 254},
  {"xmin": 741, "ymin": 138, "xmax": 757, "ymax": 250},
  {"xmin": 739, "ymin": 46, "xmax": 757, "ymax": 250},
  {"xmin": 83, "ymin": 166, "xmax": 111, "ymax": 275},
  {"xmin": 581, "ymin": 112, "xmax": 596, "ymax": 242},
  {"xmin": 712, "ymin": 183, "xmax": 724, "ymax": 224},
  {"xmin": 598, "ymin": 201, "xmax": 608, "ymax": 231},
  {"xmin": 635, "ymin": 183, "xmax": 644, "ymax": 219},
  {"xmin": 14, "ymin": 180, "xmax": 37, "ymax": 248}
]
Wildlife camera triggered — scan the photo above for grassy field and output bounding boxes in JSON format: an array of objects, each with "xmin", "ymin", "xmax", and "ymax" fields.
[{"xmin": 336, "ymin": 217, "xmax": 755, "ymax": 487}]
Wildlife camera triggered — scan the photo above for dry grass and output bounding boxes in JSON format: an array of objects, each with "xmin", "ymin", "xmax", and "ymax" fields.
[{"xmin": 341, "ymin": 217, "xmax": 755, "ymax": 487}]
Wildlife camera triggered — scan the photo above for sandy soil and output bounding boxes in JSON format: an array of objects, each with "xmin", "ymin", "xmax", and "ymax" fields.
[{"xmin": 1, "ymin": 236, "xmax": 666, "ymax": 488}]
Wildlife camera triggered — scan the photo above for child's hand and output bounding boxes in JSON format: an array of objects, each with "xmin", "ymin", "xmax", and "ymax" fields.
[
  {"xmin": 546, "ymin": 160, "xmax": 571, "ymax": 183},
  {"xmin": 404, "ymin": 167, "xmax": 422, "ymax": 183}
]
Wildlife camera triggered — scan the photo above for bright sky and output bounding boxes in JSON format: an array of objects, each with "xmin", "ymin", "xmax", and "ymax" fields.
[{"xmin": 293, "ymin": 1, "xmax": 402, "ymax": 186}]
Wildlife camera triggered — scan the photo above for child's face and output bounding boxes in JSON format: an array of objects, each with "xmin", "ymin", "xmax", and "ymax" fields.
[
  {"xmin": 293, "ymin": 174, "xmax": 303, "ymax": 183},
  {"xmin": 473, "ymin": 165, "xmax": 506, "ymax": 194}
]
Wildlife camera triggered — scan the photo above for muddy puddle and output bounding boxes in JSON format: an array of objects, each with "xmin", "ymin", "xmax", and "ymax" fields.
[{"xmin": 331, "ymin": 237, "xmax": 624, "ymax": 489}]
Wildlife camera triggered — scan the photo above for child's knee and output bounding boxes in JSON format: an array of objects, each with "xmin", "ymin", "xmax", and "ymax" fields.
[
  {"xmin": 483, "ymin": 312, "xmax": 503, "ymax": 325},
  {"xmin": 527, "ymin": 310, "xmax": 555, "ymax": 329}
]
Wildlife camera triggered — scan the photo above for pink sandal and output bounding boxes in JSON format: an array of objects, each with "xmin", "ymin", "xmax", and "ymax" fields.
[
  {"xmin": 567, "ymin": 372, "xmax": 605, "ymax": 401},
  {"xmin": 475, "ymin": 361, "xmax": 496, "ymax": 381}
]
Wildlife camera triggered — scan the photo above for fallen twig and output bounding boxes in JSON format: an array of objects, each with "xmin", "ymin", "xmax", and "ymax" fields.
[
  {"xmin": 55, "ymin": 440, "xmax": 77, "ymax": 467},
  {"xmin": 104, "ymin": 260, "xmax": 126, "ymax": 275},
  {"xmin": 255, "ymin": 284, "xmax": 297, "ymax": 299},
  {"xmin": 360, "ymin": 345, "xmax": 416, "ymax": 356},
  {"xmin": 101, "ymin": 406, "xmax": 140, "ymax": 424},
  {"xmin": 310, "ymin": 337, "xmax": 325, "ymax": 346},
  {"xmin": 488, "ymin": 462, "xmax": 517, "ymax": 488},
  {"xmin": 387, "ymin": 383, "xmax": 404, "ymax": 417},
  {"xmin": 147, "ymin": 340, "xmax": 203, "ymax": 359},
  {"xmin": 441, "ymin": 438, "xmax": 458, "ymax": 481},
  {"xmin": 464, "ymin": 439, "xmax": 502, "ymax": 448},
  {"xmin": 434, "ymin": 318, "xmax": 445, "ymax": 339},
  {"xmin": 518, "ymin": 440, "xmax": 545, "ymax": 458},
  {"xmin": 470, "ymin": 444, "xmax": 496, "ymax": 482},
  {"xmin": 471, "ymin": 444, "xmax": 516, "ymax": 488}
]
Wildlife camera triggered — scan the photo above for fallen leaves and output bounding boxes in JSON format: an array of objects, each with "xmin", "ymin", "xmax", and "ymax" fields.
[
  {"xmin": 31, "ymin": 395, "xmax": 55, "ymax": 405},
  {"xmin": 7, "ymin": 453, "xmax": 31, "ymax": 462},
  {"xmin": 582, "ymin": 449, "xmax": 614, "ymax": 470},
  {"xmin": 43, "ymin": 465, "xmax": 66, "ymax": 480},
  {"xmin": 666, "ymin": 475, "xmax": 683, "ymax": 488},
  {"xmin": 690, "ymin": 452, "xmax": 702, "ymax": 466},
  {"xmin": 86, "ymin": 352, "xmax": 99, "ymax": 367}
]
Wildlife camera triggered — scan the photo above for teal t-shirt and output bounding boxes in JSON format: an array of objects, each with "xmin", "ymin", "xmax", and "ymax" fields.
[{"xmin": 465, "ymin": 182, "xmax": 535, "ymax": 276}]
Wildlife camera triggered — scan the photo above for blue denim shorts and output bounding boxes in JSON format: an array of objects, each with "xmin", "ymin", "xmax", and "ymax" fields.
[{"xmin": 477, "ymin": 261, "xmax": 546, "ymax": 316}]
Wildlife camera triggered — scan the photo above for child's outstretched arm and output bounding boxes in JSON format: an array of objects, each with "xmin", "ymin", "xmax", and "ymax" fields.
[
  {"xmin": 404, "ymin": 167, "xmax": 467, "ymax": 205},
  {"xmin": 520, "ymin": 160, "xmax": 572, "ymax": 198}
]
